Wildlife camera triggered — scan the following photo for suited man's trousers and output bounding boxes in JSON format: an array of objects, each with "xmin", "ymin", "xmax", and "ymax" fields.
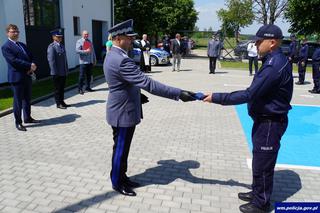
[
  {"xmin": 10, "ymin": 78, "xmax": 32, "ymax": 124},
  {"xmin": 110, "ymin": 126, "xmax": 136, "ymax": 187}
]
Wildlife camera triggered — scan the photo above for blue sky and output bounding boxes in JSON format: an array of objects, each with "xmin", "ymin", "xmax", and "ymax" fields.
[{"xmin": 194, "ymin": 0, "xmax": 290, "ymax": 36}]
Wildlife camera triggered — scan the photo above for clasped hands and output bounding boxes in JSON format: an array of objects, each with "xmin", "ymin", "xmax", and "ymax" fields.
[
  {"xmin": 27, "ymin": 63, "xmax": 37, "ymax": 75},
  {"xmin": 179, "ymin": 90, "xmax": 212, "ymax": 103}
]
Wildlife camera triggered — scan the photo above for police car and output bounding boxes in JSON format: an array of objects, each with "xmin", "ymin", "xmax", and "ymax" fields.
[{"xmin": 131, "ymin": 39, "xmax": 170, "ymax": 65}]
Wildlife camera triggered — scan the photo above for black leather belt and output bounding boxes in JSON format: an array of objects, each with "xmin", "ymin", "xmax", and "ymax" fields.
[{"xmin": 254, "ymin": 115, "xmax": 288, "ymax": 123}]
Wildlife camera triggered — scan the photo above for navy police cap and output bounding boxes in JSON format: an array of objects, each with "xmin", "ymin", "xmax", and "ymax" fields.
[
  {"xmin": 50, "ymin": 28, "xmax": 63, "ymax": 36},
  {"xmin": 254, "ymin": 24, "xmax": 283, "ymax": 40},
  {"xmin": 108, "ymin": 19, "xmax": 137, "ymax": 37}
]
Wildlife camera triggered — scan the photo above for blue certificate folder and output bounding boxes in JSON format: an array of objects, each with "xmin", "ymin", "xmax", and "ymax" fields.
[{"xmin": 193, "ymin": 92, "xmax": 206, "ymax": 100}]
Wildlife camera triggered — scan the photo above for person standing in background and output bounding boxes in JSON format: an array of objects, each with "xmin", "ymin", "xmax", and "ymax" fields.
[
  {"xmin": 172, "ymin": 33, "xmax": 182, "ymax": 72},
  {"xmin": 76, "ymin": 30, "xmax": 97, "ymax": 94},
  {"xmin": 47, "ymin": 29, "xmax": 70, "ymax": 109},
  {"xmin": 309, "ymin": 40, "xmax": 320, "ymax": 94},
  {"xmin": 139, "ymin": 34, "xmax": 151, "ymax": 73},
  {"xmin": 106, "ymin": 34, "xmax": 113, "ymax": 53},
  {"xmin": 296, "ymin": 38, "xmax": 309, "ymax": 85},
  {"xmin": 288, "ymin": 34, "xmax": 297, "ymax": 66},
  {"xmin": 1, "ymin": 24, "xmax": 40, "ymax": 131},
  {"xmin": 207, "ymin": 34, "xmax": 222, "ymax": 74},
  {"xmin": 247, "ymin": 41, "xmax": 258, "ymax": 76}
]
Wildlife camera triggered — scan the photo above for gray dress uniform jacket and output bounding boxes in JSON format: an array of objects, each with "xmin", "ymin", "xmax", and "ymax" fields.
[
  {"xmin": 104, "ymin": 46, "xmax": 181, "ymax": 127},
  {"xmin": 47, "ymin": 41, "xmax": 68, "ymax": 76},
  {"xmin": 207, "ymin": 39, "xmax": 222, "ymax": 58}
]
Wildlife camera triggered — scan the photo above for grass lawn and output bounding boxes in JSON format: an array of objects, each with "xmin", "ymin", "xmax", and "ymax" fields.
[
  {"xmin": 221, "ymin": 61, "xmax": 312, "ymax": 73},
  {"xmin": 0, "ymin": 66, "xmax": 104, "ymax": 111},
  {"xmin": 193, "ymin": 37, "xmax": 237, "ymax": 49}
]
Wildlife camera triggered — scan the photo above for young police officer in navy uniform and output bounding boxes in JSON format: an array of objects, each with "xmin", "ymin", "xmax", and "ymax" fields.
[
  {"xmin": 203, "ymin": 24, "xmax": 293, "ymax": 213},
  {"xmin": 288, "ymin": 34, "xmax": 297, "ymax": 67},
  {"xmin": 309, "ymin": 40, "xmax": 320, "ymax": 94},
  {"xmin": 296, "ymin": 38, "xmax": 309, "ymax": 85},
  {"xmin": 103, "ymin": 19, "xmax": 195, "ymax": 196}
]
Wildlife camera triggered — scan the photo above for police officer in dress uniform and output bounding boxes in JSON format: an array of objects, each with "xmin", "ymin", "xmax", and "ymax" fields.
[
  {"xmin": 288, "ymin": 34, "xmax": 297, "ymax": 67},
  {"xmin": 296, "ymin": 38, "xmax": 309, "ymax": 85},
  {"xmin": 47, "ymin": 29, "xmax": 70, "ymax": 109},
  {"xmin": 309, "ymin": 40, "xmax": 320, "ymax": 94},
  {"xmin": 103, "ymin": 19, "xmax": 196, "ymax": 196},
  {"xmin": 203, "ymin": 24, "xmax": 293, "ymax": 213}
]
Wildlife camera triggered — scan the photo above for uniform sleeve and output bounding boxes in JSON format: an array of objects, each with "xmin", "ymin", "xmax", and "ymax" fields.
[
  {"xmin": 119, "ymin": 57, "xmax": 181, "ymax": 100},
  {"xmin": 1, "ymin": 45, "xmax": 32, "ymax": 71},
  {"xmin": 212, "ymin": 65, "xmax": 279, "ymax": 105},
  {"xmin": 47, "ymin": 46, "xmax": 57, "ymax": 74}
]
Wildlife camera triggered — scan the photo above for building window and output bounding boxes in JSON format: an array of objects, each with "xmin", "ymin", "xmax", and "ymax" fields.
[
  {"xmin": 23, "ymin": 0, "xmax": 60, "ymax": 28},
  {"xmin": 73, "ymin": 17, "xmax": 80, "ymax": 36}
]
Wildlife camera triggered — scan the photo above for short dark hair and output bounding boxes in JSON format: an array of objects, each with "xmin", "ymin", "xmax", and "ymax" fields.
[{"xmin": 6, "ymin": 24, "xmax": 19, "ymax": 33}]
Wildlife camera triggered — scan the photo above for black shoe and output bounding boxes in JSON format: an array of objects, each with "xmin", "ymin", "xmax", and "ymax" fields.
[
  {"xmin": 112, "ymin": 185, "xmax": 136, "ymax": 196},
  {"xmin": 238, "ymin": 191, "xmax": 253, "ymax": 202},
  {"xmin": 295, "ymin": 81, "xmax": 303, "ymax": 85},
  {"xmin": 239, "ymin": 203, "xmax": 269, "ymax": 213},
  {"xmin": 85, "ymin": 88, "xmax": 94, "ymax": 92},
  {"xmin": 125, "ymin": 179, "xmax": 141, "ymax": 188},
  {"xmin": 309, "ymin": 89, "xmax": 320, "ymax": 94},
  {"xmin": 61, "ymin": 102, "xmax": 71, "ymax": 107},
  {"xmin": 24, "ymin": 118, "xmax": 41, "ymax": 123},
  {"xmin": 57, "ymin": 104, "xmax": 67, "ymax": 109},
  {"xmin": 78, "ymin": 89, "xmax": 84, "ymax": 95},
  {"xmin": 16, "ymin": 123, "xmax": 27, "ymax": 131}
]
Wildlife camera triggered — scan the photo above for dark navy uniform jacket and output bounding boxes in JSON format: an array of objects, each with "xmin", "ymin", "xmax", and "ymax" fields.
[
  {"xmin": 288, "ymin": 40, "xmax": 297, "ymax": 59},
  {"xmin": 1, "ymin": 40, "xmax": 34, "ymax": 83},
  {"xmin": 212, "ymin": 48, "xmax": 293, "ymax": 118},
  {"xmin": 104, "ymin": 46, "xmax": 181, "ymax": 127},
  {"xmin": 298, "ymin": 43, "xmax": 309, "ymax": 62},
  {"xmin": 312, "ymin": 47, "xmax": 320, "ymax": 62}
]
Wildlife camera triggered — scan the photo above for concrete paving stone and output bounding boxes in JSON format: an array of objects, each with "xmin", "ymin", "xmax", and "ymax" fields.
[
  {"xmin": 0, "ymin": 198, "xmax": 20, "ymax": 207},
  {"xmin": 149, "ymin": 205, "xmax": 170, "ymax": 213},
  {"xmin": 84, "ymin": 207, "xmax": 107, "ymax": 213},
  {"xmin": 1, "ymin": 206, "xmax": 24, "ymax": 213},
  {"xmin": 162, "ymin": 200, "xmax": 181, "ymax": 208},
  {"xmin": 0, "ymin": 58, "xmax": 319, "ymax": 213}
]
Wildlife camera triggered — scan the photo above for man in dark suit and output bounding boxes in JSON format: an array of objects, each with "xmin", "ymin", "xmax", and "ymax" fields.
[
  {"xmin": 171, "ymin": 33, "xmax": 182, "ymax": 71},
  {"xmin": 47, "ymin": 29, "xmax": 70, "ymax": 109},
  {"xmin": 104, "ymin": 19, "xmax": 196, "ymax": 196},
  {"xmin": 1, "ymin": 24, "xmax": 40, "ymax": 131},
  {"xmin": 139, "ymin": 34, "xmax": 151, "ymax": 73}
]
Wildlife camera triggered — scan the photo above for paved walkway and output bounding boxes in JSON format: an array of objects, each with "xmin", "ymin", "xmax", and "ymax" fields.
[{"xmin": 0, "ymin": 58, "xmax": 319, "ymax": 213}]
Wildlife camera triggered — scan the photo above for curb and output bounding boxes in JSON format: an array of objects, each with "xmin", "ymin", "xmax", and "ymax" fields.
[{"xmin": 0, "ymin": 75, "xmax": 105, "ymax": 118}]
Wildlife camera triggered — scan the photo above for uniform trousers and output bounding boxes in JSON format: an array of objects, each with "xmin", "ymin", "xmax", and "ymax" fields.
[
  {"xmin": 111, "ymin": 126, "xmax": 136, "ymax": 187},
  {"xmin": 52, "ymin": 75, "xmax": 66, "ymax": 106},
  {"xmin": 79, "ymin": 63, "xmax": 93, "ymax": 90},
  {"xmin": 298, "ymin": 60, "xmax": 307, "ymax": 83},
  {"xmin": 209, "ymin": 57, "xmax": 217, "ymax": 73},
  {"xmin": 312, "ymin": 62, "xmax": 320, "ymax": 91},
  {"xmin": 251, "ymin": 116, "xmax": 288, "ymax": 209},
  {"xmin": 10, "ymin": 77, "xmax": 32, "ymax": 124}
]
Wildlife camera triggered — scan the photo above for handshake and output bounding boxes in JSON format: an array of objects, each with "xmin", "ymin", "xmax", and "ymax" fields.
[{"xmin": 179, "ymin": 90, "xmax": 208, "ymax": 102}]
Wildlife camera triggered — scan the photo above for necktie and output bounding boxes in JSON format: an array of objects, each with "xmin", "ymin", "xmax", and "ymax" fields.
[{"xmin": 16, "ymin": 42, "xmax": 27, "ymax": 56}]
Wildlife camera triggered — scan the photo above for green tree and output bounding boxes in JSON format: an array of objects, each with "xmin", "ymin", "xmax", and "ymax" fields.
[
  {"xmin": 217, "ymin": 0, "xmax": 254, "ymax": 42},
  {"xmin": 114, "ymin": 0, "xmax": 198, "ymax": 40},
  {"xmin": 284, "ymin": 0, "xmax": 320, "ymax": 35},
  {"xmin": 253, "ymin": 0, "xmax": 288, "ymax": 24}
]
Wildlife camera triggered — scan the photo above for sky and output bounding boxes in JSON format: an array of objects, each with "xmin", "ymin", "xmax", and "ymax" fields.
[{"xmin": 194, "ymin": 0, "xmax": 291, "ymax": 36}]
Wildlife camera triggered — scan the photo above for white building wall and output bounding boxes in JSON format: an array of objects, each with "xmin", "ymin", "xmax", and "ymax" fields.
[
  {"xmin": 61, "ymin": 0, "xmax": 112, "ymax": 68},
  {"xmin": 0, "ymin": 0, "xmax": 26, "ymax": 84},
  {"xmin": 0, "ymin": 0, "xmax": 112, "ymax": 84}
]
